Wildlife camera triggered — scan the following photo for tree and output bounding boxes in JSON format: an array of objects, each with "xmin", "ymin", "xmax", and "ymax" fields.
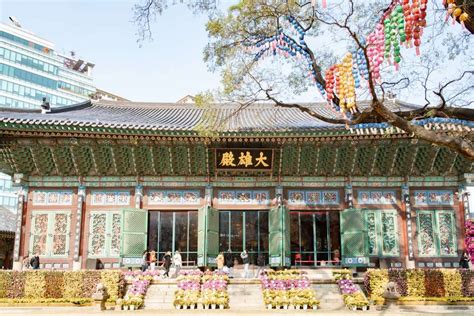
[{"xmin": 134, "ymin": 0, "xmax": 474, "ymax": 161}]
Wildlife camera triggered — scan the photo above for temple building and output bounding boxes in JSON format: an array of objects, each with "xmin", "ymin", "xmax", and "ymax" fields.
[{"xmin": 0, "ymin": 99, "xmax": 472, "ymax": 271}]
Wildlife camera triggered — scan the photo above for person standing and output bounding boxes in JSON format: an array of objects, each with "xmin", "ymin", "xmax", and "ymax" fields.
[
  {"xmin": 30, "ymin": 254, "xmax": 40, "ymax": 270},
  {"xmin": 255, "ymin": 253, "xmax": 265, "ymax": 278},
  {"xmin": 163, "ymin": 251, "xmax": 172, "ymax": 278},
  {"xmin": 225, "ymin": 250, "xmax": 234, "ymax": 278},
  {"xmin": 241, "ymin": 249, "xmax": 249, "ymax": 278},
  {"xmin": 149, "ymin": 250, "xmax": 157, "ymax": 270},
  {"xmin": 460, "ymin": 251, "xmax": 471, "ymax": 269},
  {"xmin": 216, "ymin": 252, "xmax": 225, "ymax": 271},
  {"xmin": 22, "ymin": 255, "xmax": 30, "ymax": 270},
  {"xmin": 173, "ymin": 250, "xmax": 182, "ymax": 277},
  {"xmin": 141, "ymin": 250, "xmax": 148, "ymax": 272}
]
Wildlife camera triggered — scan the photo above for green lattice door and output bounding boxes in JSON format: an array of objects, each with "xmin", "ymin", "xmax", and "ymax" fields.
[
  {"xmin": 340, "ymin": 208, "xmax": 369, "ymax": 266},
  {"xmin": 269, "ymin": 205, "xmax": 291, "ymax": 267},
  {"xmin": 197, "ymin": 206, "xmax": 219, "ymax": 267},
  {"xmin": 367, "ymin": 210, "xmax": 400, "ymax": 257},
  {"xmin": 120, "ymin": 208, "xmax": 148, "ymax": 266}
]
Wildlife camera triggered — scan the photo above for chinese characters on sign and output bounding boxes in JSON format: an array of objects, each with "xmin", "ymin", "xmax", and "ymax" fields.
[{"xmin": 216, "ymin": 149, "xmax": 273, "ymax": 170}]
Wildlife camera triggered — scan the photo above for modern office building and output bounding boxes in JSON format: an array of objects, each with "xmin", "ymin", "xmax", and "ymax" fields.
[
  {"xmin": 0, "ymin": 19, "xmax": 96, "ymax": 110},
  {"xmin": 0, "ymin": 19, "xmax": 99, "ymax": 266},
  {"xmin": 0, "ymin": 99, "xmax": 472, "ymax": 270}
]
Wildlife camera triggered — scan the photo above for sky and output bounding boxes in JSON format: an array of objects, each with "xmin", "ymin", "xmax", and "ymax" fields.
[
  {"xmin": 0, "ymin": 0, "xmax": 226, "ymax": 102},
  {"xmin": 0, "ymin": 1, "xmax": 471, "ymax": 106}
]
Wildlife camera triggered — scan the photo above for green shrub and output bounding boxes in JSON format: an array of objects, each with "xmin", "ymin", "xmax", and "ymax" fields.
[
  {"xmin": 24, "ymin": 271, "xmax": 46, "ymax": 299},
  {"xmin": 442, "ymin": 270, "xmax": 462, "ymax": 297},
  {"xmin": 424, "ymin": 269, "xmax": 445, "ymax": 297},
  {"xmin": 0, "ymin": 270, "xmax": 124, "ymax": 304},
  {"xmin": 63, "ymin": 271, "xmax": 83, "ymax": 298},
  {"xmin": 460, "ymin": 269, "xmax": 474, "ymax": 297},
  {"xmin": 388, "ymin": 269, "xmax": 407, "ymax": 296},
  {"xmin": 366, "ymin": 269, "xmax": 388, "ymax": 300},
  {"xmin": 82, "ymin": 271, "xmax": 101, "ymax": 297},
  {"xmin": 8, "ymin": 271, "xmax": 25, "ymax": 299},
  {"xmin": 100, "ymin": 270, "xmax": 123, "ymax": 302},
  {"xmin": 0, "ymin": 271, "xmax": 12, "ymax": 298},
  {"xmin": 407, "ymin": 269, "xmax": 425, "ymax": 297},
  {"xmin": 44, "ymin": 272, "xmax": 64, "ymax": 298},
  {"xmin": 0, "ymin": 297, "xmax": 94, "ymax": 305}
]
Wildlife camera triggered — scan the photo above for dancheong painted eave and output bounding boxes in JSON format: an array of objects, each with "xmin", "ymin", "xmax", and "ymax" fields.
[{"xmin": 0, "ymin": 99, "xmax": 427, "ymax": 138}]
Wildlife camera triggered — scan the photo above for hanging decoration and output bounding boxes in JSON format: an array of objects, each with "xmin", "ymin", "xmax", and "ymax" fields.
[
  {"xmin": 445, "ymin": 0, "xmax": 471, "ymax": 29},
  {"xmin": 248, "ymin": 1, "xmax": 437, "ymax": 116}
]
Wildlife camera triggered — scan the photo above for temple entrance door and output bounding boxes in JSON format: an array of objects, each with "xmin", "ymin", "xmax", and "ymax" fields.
[
  {"xmin": 290, "ymin": 211, "xmax": 341, "ymax": 267},
  {"xmin": 218, "ymin": 210, "xmax": 269, "ymax": 265},
  {"xmin": 197, "ymin": 206, "xmax": 219, "ymax": 267},
  {"xmin": 340, "ymin": 208, "xmax": 369, "ymax": 267},
  {"xmin": 120, "ymin": 208, "xmax": 148, "ymax": 267},
  {"xmin": 148, "ymin": 210, "xmax": 199, "ymax": 267},
  {"xmin": 269, "ymin": 205, "xmax": 291, "ymax": 267}
]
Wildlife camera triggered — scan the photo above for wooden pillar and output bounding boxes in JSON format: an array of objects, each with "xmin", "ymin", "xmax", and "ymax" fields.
[
  {"xmin": 72, "ymin": 185, "xmax": 86, "ymax": 270},
  {"xmin": 402, "ymin": 184, "xmax": 415, "ymax": 268},
  {"xmin": 12, "ymin": 184, "xmax": 28, "ymax": 270}
]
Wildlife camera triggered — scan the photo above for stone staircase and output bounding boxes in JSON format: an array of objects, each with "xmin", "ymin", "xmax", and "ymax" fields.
[
  {"xmin": 314, "ymin": 283, "xmax": 345, "ymax": 311},
  {"xmin": 227, "ymin": 280, "xmax": 264, "ymax": 309},
  {"xmin": 142, "ymin": 268, "xmax": 345, "ymax": 310},
  {"xmin": 143, "ymin": 282, "xmax": 175, "ymax": 309}
]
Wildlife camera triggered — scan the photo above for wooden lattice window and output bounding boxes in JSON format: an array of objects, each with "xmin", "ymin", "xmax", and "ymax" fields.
[
  {"xmin": 416, "ymin": 210, "xmax": 457, "ymax": 257},
  {"xmin": 29, "ymin": 211, "xmax": 71, "ymax": 257},
  {"xmin": 88, "ymin": 211, "xmax": 121, "ymax": 258},
  {"xmin": 367, "ymin": 210, "xmax": 400, "ymax": 257}
]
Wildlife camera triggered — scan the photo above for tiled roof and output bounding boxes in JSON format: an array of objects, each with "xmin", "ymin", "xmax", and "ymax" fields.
[
  {"xmin": 0, "ymin": 206, "xmax": 16, "ymax": 233},
  {"xmin": 0, "ymin": 99, "xmax": 420, "ymax": 133}
]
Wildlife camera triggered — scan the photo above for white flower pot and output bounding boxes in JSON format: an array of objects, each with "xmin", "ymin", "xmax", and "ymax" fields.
[
  {"xmin": 312, "ymin": 305, "xmax": 318, "ymax": 310},
  {"xmin": 115, "ymin": 305, "xmax": 122, "ymax": 311},
  {"xmin": 211, "ymin": 304, "xmax": 216, "ymax": 309},
  {"xmin": 175, "ymin": 305, "xmax": 180, "ymax": 310},
  {"xmin": 352, "ymin": 306, "xmax": 357, "ymax": 311},
  {"xmin": 123, "ymin": 305, "xmax": 129, "ymax": 310},
  {"xmin": 219, "ymin": 304, "xmax": 224, "ymax": 309},
  {"xmin": 267, "ymin": 304, "xmax": 272, "ymax": 309},
  {"xmin": 130, "ymin": 305, "xmax": 135, "ymax": 310},
  {"xmin": 283, "ymin": 305, "xmax": 288, "ymax": 309},
  {"xmin": 303, "ymin": 304, "xmax": 307, "ymax": 310},
  {"xmin": 362, "ymin": 306, "xmax": 368, "ymax": 311}
]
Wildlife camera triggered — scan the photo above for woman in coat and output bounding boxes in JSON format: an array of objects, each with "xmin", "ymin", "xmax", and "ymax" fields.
[
  {"xmin": 216, "ymin": 252, "xmax": 225, "ymax": 271},
  {"xmin": 460, "ymin": 251, "xmax": 471, "ymax": 269}
]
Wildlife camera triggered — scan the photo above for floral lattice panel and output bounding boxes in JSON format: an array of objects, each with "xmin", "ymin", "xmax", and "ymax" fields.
[
  {"xmin": 52, "ymin": 213, "xmax": 69, "ymax": 255},
  {"xmin": 88, "ymin": 211, "xmax": 121, "ymax": 257},
  {"xmin": 437, "ymin": 212, "xmax": 457, "ymax": 256},
  {"xmin": 110, "ymin": 213, "xmax": 122, "ymax": 256},
  {"xmin": 417, "ymin": 212, "xmax": 437, "ymax": 256},
  {"xmin": 89, "ymin": 213, "xmax": 107, "ymax": 256},
  {"xmin": 381, "ymin": 212, "xmax": 399, "ymax": 256}
]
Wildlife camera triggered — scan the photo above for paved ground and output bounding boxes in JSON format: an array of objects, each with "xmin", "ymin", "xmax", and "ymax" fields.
[{"xmin": 2, "ymin": 306, "xmax": 474, "ymax": 316}]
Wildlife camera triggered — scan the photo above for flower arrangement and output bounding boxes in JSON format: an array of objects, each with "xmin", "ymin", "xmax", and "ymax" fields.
[
  {"xmin": 465, "ymin": 220, "xmax": 474, "ymax": 263},
  {"xmin": 366, "ymin": 269, "xmax": 473, "ymax": 304},
  {"xmin": 332, "ymin": 269, "xmax": 352, "ymax": 282},
  {"xmin": 260, "ymin": 270, "xmax": 319, "ymax": 310},
  {"xmin": 200, "ymin": 273, "xmax": 229, "ymax": 309},
  {"xmin": 338, "ymin": 278, "xmax": 358, "ymax": 295},
  {"xmin": 173, "ymin": 270, "xmax": 229, "ymax": 309},
  {"xmin": 335, "ymin": 271, "xmax": 369, "ymax": 310},
  {"xmin": 121, "ymin": 273, "xmax": 152, "ymax": 310},
  {"xmin": 124, "ymin": 269, "xmax": 161, "ymax": 282}
]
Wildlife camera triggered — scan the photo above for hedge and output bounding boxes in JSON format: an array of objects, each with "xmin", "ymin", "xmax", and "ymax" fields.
[
  {"xmin": 365, "ymin": 269, "xmax": 473, "ymax": 302},
  {"xmin": 0, "ymin": 270, "xmax": 123, "ymax": 302}
]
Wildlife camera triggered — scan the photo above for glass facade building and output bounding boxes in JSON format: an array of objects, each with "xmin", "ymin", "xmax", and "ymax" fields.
[
  {"xmin": 0, "ymin": 21, "xmax": 96, "ymax": 110},
  {"xmin": 0, "ymin": 21, "xmax": 97, "ymax": 229}
]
